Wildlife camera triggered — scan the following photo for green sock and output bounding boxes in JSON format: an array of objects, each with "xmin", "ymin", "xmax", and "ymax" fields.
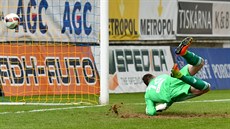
[
  {"xmin": 182, "ymin": 51, "xmax": 202, "ymax": 66},
  {"xmin": 180, "ymin": 75, "xmax": 209, "ymax": 90}
]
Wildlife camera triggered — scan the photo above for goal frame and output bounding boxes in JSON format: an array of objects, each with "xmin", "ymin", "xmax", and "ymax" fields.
[
  {"xmin": 0, "ymin": 0, "xmax": 109, "ymax": 106},
  {"xmin": 99, "ymin": 0, "xmax": 109, "ymax": 105}
]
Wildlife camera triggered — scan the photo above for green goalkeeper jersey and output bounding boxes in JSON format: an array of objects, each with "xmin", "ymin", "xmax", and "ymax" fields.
[{"xmin": 145, "ymin": 65, "xmax": 193, "ymax": 116}]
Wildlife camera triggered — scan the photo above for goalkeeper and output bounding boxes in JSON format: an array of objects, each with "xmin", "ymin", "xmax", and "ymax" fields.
[{"xmin": 142, "ymin": 37, "xmax": 210, "ymax": 116}]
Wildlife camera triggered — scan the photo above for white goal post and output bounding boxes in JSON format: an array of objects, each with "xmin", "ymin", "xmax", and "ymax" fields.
[
  {"xmin": 0, "ymin": 0, "xmax": 109, "ymax": 106},
  {"xmin": 99, "ymin": 0, "xmax": 109, "ymax": 105}
]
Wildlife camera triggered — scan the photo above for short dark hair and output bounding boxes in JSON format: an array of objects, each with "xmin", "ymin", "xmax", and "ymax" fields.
[{"xmin": 142, "ymin": 74, "xmax": 154, "ymax": 86}]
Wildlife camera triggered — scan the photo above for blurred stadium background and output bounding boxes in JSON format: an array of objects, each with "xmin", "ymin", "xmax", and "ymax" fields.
[{"xmin": 108, "ymin": 0, "xmax": 230, "ymax": 93}]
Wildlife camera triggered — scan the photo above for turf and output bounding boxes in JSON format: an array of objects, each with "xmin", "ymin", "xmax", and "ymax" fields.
[{"xmin": 1, "ymin": 90, "xmax": 230, "ymax": 129}]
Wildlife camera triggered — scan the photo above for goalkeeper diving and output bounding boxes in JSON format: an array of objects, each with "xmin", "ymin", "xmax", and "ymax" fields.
[{"xmin": 142, "ymin": 37, "xmax": 210, "ymax": 116}]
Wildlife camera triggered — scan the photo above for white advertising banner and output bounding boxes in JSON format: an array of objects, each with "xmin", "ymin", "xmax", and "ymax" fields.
[
  {"xmin": 0, "ymin": 0, "xmax": 99, "ymax": 43},
  {"xmin": 139, "ymin": 0, "xmax": 177, "ymax": 40},
  {"xmin": 109, "ymin": 46, "xmax": 174, "ymax": 93},
  {"xmin": 213, "ymin": 2, "xmax": 230, "ymax": 36}
]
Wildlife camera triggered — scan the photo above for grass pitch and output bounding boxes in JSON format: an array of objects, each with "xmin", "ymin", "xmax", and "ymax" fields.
[{"xmin": 1, "ymin": 90, "xmax": 230, "ymax": 129}]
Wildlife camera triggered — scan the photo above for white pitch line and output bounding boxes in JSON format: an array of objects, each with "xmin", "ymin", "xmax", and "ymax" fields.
[
  {"xmin": 178, "ymin": 99, "xmax": 230, "ymax": 103},
  {"xmin": 129, "ymin": 99, "xmax": 230, "ymax": 105},
  {"xmin": 0, "ymin": 105, "xmax": 104, "ymax": 115},
  {"xmin": 1, "ymin": 99, "xmax": 230, "ymax": 115}
]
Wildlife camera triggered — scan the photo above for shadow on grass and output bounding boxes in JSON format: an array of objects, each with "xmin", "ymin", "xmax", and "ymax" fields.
[{"xmin": 106, "ymin": 103, "xmax": 230, "ymax": 119}]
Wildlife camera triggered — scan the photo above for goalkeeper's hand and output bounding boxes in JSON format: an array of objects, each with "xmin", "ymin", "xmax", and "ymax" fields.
[{"xmin": 156, "ymin": 103, "xmax": 167, "ymax": 112}]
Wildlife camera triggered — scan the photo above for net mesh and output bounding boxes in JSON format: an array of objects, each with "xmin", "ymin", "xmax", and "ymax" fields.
[{"xmin": 0, "ymin": 0, "xmax": 100, "ymax": 105}]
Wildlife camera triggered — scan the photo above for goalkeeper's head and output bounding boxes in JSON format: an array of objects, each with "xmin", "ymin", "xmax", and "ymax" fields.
[{"xmin": 142, "ymin": 73, "xmax": 155, "ymax": 86}]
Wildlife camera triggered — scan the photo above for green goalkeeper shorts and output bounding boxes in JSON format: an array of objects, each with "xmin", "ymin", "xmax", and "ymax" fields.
[{"xmin": 169, "ymin": 64, "xmax": 196, "ymax": 102}]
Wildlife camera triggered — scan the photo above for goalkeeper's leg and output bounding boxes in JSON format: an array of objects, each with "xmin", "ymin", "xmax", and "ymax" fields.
[
  {"xmin": 171, "ymin": 64, "xmax": 210, "ymax": 93},
  {"xmin": 175, "ymin": 37, "xmax": 204, "ymax": 76}
]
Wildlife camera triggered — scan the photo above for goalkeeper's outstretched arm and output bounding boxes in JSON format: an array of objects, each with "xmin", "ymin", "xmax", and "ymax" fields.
[{"xmin": 145, "ymin": 98, "xmax": 156, "ymax": 116}]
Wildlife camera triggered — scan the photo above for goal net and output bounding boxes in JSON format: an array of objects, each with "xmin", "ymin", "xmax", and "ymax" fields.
[{"xmin": 0, "ymin": 0, "xmax": 108, "ymax": 105}]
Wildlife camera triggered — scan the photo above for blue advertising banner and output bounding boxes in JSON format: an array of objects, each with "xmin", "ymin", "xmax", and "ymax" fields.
[{"xmin": 171, "ymin": 48, "xmax": 230, "ymax": 90}]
